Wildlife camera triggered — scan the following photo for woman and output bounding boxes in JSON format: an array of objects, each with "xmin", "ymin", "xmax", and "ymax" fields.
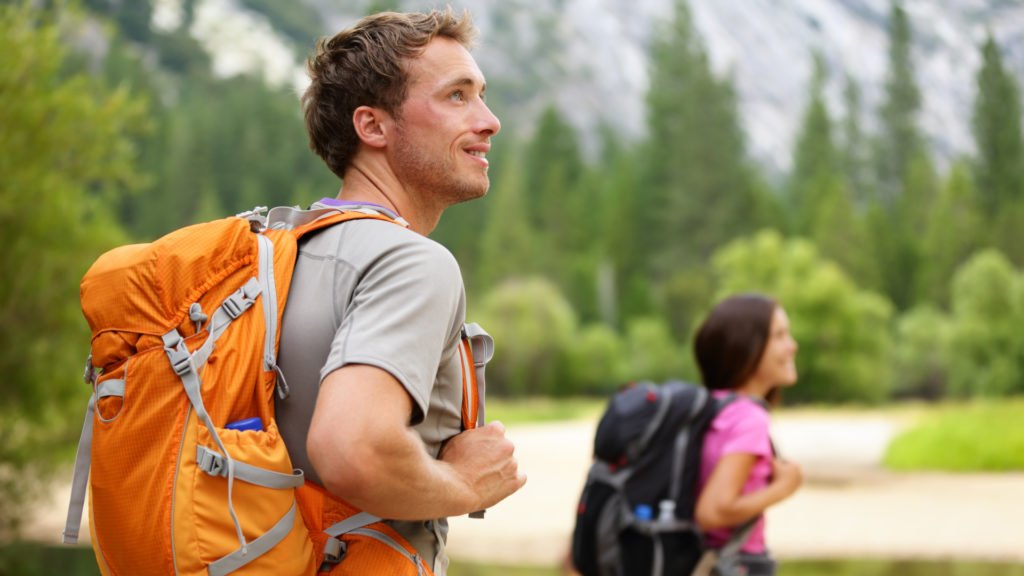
[{"xmin": 693, "ymin": 293, "xmax": 803, "ymax": 575}]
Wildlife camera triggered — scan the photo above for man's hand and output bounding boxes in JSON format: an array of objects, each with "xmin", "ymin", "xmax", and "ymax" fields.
[
  {"xmin": 439, "ymin": 421, "xmax": 527, "ymax": 511},
  {"xmin": 310, "ymin": 364, "xmax": 525, "ymax": 519}
]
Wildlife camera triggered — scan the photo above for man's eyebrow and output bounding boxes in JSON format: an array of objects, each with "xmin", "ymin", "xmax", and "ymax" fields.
[{"xmin": 442, "ymin": 76, "xmax": 486, "ymax": 93}]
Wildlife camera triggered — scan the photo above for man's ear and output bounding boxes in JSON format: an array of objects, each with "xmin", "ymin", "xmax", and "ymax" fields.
[{"xmin": 352, "ymin": 105, "xmax": 390, "ymax": 149}]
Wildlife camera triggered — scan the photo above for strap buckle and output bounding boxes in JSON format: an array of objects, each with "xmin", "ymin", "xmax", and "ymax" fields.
[
  {"xmin": 197, "ymin": 446, "xmax": 227, "ymax": 477},
  {"xmin": 320, "ymin": 537, "xmax": 347, "ymax": 570},
  {"xmin": 82, "ymin": 354, "xmax": 97, "ymax": 386}
]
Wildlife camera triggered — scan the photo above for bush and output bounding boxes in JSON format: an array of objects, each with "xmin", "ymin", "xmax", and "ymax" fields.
[
  {"xmin": 620, "ymin": 316, "xmax": 687, "ymax": 383},
  {"xmin": 891, "ymin": 306, "xmax": 952, "ymax": 400},
  {"xmin": 884, "ymin": 399, "xmax": 1024, "ymax": 471},
  {"xmin": 565, "ymin": 323, "xmax": 626, "ymax": 395},
  {"xmin": 474, "ymin": 277, "xmax": 577, "ymax": 397},
  {"xmin": 948, "ymin": 250, "xmax": 1024, "ymax": 397}
]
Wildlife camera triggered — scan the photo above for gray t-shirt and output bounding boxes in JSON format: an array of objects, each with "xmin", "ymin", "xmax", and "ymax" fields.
[{"xmin": 276, "ymin": 206, "xmax": 467, "ymax": 569}]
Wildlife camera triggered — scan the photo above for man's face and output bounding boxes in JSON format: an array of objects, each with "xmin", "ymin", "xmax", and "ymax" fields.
[{"xmin": 389, "ymin": 36, "xmax": 501, "ymax": 206}]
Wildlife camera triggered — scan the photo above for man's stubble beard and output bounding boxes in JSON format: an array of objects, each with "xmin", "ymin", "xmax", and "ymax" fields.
[{"xmin": 391, "ymin": 126, "xmax": 489, "ymax": 208}]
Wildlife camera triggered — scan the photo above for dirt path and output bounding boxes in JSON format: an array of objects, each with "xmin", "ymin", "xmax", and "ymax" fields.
[
  {"xmin": 445, "ymin": 415, "xmax": 1024, "ymax": 567},
  {"xmin": 27, "ymin": 413, "xmax": 1024, "ymax": 567}
]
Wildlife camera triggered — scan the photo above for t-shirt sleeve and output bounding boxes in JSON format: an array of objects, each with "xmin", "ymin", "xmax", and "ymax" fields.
[
  {"xmin": 716, "ymin": 400, "xmax": 773, "ymax": 459},
  {"xmin": 321, "ymin": 234, "xmax": 464, "ymax": 424}
]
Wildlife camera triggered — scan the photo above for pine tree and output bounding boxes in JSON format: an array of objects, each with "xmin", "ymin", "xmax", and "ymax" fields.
[
  {"xmin": 874, "ymin": 0, "xmax": 924, "ymax": 206},
  {"xmin": 787, "ymin": 53, "xmax": 878, "ymax": 289},
  {"xmin": 867, "ymin": 0, "xmax": 935, "ymax": 310},
  {"xmin": 971, "ymin": 32, "xmax": 1024, "ymax": 232},
  {"xmin": 840, "ymin": 75, "xmax": 874, "ymax": 208},
  {"xmin": 0, "ymin": 3, "xmax": 145, "ymax": 536},
  {"xmin": 643, "ymin": 0, "xmax": 761, "ymax": 278},
  {"xmin": 918, "ymin": 161, "xmax": 983, "ymax": 308},
  {"xmin": 521, "ymin": 106, "xmax": 585, "ymax": 236},
  {"xmin": 476, "ymin": 149, "xmax": 535, "ymax": 290},
  {"xmin": 789, "ymin": 51, "xmax": 841, "ymax": 235}
]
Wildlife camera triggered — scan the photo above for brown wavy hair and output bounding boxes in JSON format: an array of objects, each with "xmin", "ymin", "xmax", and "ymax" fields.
[
  {"xmin": 302, "ymin": 8, "xmax": 477, "ymax": 179},
  {"xmin": 693, "ymin": 293, "xmax": 778, "ymax": 399}
]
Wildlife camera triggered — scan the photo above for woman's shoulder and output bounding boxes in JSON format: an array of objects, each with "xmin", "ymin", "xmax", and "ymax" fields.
[{"xmin": 712, "ymin": 393, "xmax": 771, "ymax": 430}]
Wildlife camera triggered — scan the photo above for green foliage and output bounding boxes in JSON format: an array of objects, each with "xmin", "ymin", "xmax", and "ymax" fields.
[
  {"xmin": 522, "ymin": 106, "xmax": 584, "ymax": 235},
  {"xmin": 789, "ymin": 51, "xmax": 841, "ymax": 235},
  {"xmin": 710, "ymin": 231, "xmax": 893, "ymax": 404},
  {"xmin": 642, "ymin": 0, "xmax": 763, "ymax": 275},
  {"xmin": 859, "ymin": 1, "xmax": 935, "ymax": 311},
  {"xmin": 782, "ymin": 559, "xmax": 1024, "ymax": 576},
  {"xmin": 0, "ymin": 3, "xmax": 143, "ymax": 538},
  {"xmin": 840, "ymin": 75, "xmax": 874, "ymax": 207},
  {"xmin": 119, "ymin": 73, "xmax": 338, "ymax": 238},
  {"xmin": 947, "ymin": 250, "xmax": 1024, "ymax": 397},
  {"xmin": 475, "ymin": 277, "xmax": 578, "ymax": 397},
  {"xmin": 884, "ymin": 399, "xmax": 1024, "ymax": 471},
  {"xmin": 991, "ymin": 199, "xmax": 1024, "ymax": 267},
  {"xmin": 917, "ymin": 161, "xmax": 983, "ymax": 308},
  {"xmin": 484, "ymin": 396, "xmax": 605, "ymax": 426},
  {"xmin": 659, "ymin": 268, "xmax": 714, "ymax": 345},
  {"xmin": 874, "ymin": 0, "xmax": 924, "ymax": 204},
  {"xmin": 475, "ymin": 149, "xmax": 534, "ymax": 289},
  {"xmin": 238, "ymin": 0, "xmax": 325, "ymax": 47},
  {"xmin": 790, "ymin": 52, "xmax": 878, "ymax": 289},
  {"xmin": 971, "ymin": 33, "xmax": 1024, "ymax": 220},
  {"xmin": 364, "ymin": 0, "xmax": 404, "ymax": 15},
  {"xmin": 891, "ymin": 306, "xmax": 952, "ymax": 399},
  {"xmin": 0, "ymin": 542, "xmax": 101, "ymax": 576},
  {"xmin": 82, "ymin": 0, "xmax": 152, "ymax": 43},
  {"xmin": 620, "ymin": 316, "xmax": 688, "ymax": 384},
  {"xmin": 20, "ymin": 0, "xmax": 1023, "ymax": 420},
  {"xmin": 565, "ymin": 324, "xmax": 627, "ymax": 395}
]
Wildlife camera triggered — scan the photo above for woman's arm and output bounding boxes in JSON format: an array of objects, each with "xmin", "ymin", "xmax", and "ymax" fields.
[{"xmin": 695, "ymin": 453, "xmax": 802, "ymax": 530}]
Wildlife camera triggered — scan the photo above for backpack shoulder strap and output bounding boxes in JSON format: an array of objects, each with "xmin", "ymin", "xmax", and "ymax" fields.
[{"xmin": 261, "ymin": 205, "xmax": 406, "ymax": 237}]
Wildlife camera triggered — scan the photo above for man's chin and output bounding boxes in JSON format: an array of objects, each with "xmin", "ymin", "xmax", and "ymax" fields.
[{"xmin": 451, "ymin": 182, "xmax": 489, "ymax": 204}]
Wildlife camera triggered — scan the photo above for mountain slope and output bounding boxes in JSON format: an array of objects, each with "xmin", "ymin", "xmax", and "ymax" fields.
[{"xmin": 163, "ymin": 0, "xmax": 1024, "ymax": 174}]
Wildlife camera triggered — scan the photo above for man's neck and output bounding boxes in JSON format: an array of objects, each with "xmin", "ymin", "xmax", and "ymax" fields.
[{"xmin": 339, "ymin": 166, "xmax": 442, "ymax": 235}]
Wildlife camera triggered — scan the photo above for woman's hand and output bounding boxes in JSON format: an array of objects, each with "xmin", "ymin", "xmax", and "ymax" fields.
[{"xmin": 770, "ymin": 458, "xmax": 803, "ymax": 498}]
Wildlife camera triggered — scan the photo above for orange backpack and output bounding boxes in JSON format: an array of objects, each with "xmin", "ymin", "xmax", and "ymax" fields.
[{"xmin": 62, "ymin": 205, "xmax": 487, "ymax": 575}]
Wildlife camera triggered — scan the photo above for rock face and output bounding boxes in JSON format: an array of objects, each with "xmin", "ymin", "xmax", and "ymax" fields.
[
  {"xmin": 460, "ymin": 0, "xmax": 1024, "ymax": 173},
  {"xmin": 183, "ymin": 0, "xmax": 1024, "ymax": 173}
]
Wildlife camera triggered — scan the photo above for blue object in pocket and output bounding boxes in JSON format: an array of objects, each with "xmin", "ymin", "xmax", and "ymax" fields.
[{"xmin": 225, "ymin": 417, "xmax": 263, "ymax": 432}]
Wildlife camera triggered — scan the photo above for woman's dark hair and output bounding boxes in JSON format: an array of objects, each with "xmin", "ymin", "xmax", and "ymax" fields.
[{"xmin": 693, "ymin": 293, "xmax": 778, "ymax": 392}]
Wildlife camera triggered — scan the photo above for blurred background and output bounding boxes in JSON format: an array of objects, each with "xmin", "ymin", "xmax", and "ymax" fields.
[{"xmin": 2, "ymin": 0, "xmax": 1023, "ymax": 574}]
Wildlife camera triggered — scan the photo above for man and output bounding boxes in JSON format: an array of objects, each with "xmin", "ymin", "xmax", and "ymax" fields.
[{"xmin": 275, "ymin": 8, "xmax": 526, "ymax": 575}]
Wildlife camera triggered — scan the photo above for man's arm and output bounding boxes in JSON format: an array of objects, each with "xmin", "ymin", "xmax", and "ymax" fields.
[{"xmin": 307, "ymin": 363, "xmax": 526, "ymax": 520}]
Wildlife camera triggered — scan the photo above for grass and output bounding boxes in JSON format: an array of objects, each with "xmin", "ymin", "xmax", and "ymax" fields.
[
  {"xmin": 484, "ymin": 396, "xmax": 607, "ymax": 426},
  {"xmin": 883, "ymin": 398, "xmax": 1024, "ymax": 471},
  {"xmin": 449, "ymin": 562, "xmax": 561, "ymax": 576}
]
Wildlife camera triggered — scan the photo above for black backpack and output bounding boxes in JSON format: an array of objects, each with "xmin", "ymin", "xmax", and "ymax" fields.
[{"xmin": 571, "ymin": 380, "xmax": 756, "ymax": 576}]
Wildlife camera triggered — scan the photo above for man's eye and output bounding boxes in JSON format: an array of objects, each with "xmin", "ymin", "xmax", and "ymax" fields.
[{"xmin": 449, "ymin": 90, "xmax": 465, "ymax": 102}]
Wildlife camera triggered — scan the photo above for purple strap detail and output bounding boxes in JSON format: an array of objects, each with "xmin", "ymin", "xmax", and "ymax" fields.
[{"xmin": 315, "ymin": 198, "xmax": 402, "ymax": 221}]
